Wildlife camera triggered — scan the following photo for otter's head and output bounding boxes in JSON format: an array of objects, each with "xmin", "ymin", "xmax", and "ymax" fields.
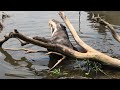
[{"xmin": 48, "ymin": 19, "xmax": 66, "ymax": 36}]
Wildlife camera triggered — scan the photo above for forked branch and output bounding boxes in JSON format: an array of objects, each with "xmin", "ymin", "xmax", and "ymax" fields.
[
  {"xmin": 91, "ymin": 13, "xmax": 120, "ymax": 43},
  {"xmin": 59, "ymin": 11, "xmax": 120, "ymax": 68}
]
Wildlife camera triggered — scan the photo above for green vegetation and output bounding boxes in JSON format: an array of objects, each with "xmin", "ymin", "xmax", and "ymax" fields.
[
  {"xmin": 50, "ymin": 68, "xmax": 61, "ymax": 76},
  {"xmin": 50, "ymin": 68, "xmax": 68, "ymax": 77},
  {"xmin": 75, "ymin": 59, "xmax": 108, "ymax": 77}
]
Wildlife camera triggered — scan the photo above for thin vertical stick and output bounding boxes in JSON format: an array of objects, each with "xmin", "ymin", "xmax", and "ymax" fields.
[{"xmin": 79, "ymin": 11, "xmax": 81, "ymax": 32}]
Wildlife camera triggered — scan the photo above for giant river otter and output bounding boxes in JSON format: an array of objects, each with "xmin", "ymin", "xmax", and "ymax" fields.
[
  {"xmin": 33, "ymin": 19, "xmax": 86, "ymax": 52},
  {"xmin": 34, "ymin": 19, "xmax": 86, "ymax": 69},
  {"xmin": 48, "ymin": 19, "xmax": 74, "ymax": 49},
  {"xmin": 48, "ymin": 19, "xmax": 86, "ymax": 53}
]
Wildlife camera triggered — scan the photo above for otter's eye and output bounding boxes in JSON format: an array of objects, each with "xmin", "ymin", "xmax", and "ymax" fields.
[{"xmin": 49, "ymin": 23, "xmax": 53, "ymax": 27}]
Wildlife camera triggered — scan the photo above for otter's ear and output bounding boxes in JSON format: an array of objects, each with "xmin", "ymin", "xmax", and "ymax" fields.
[{"xmin": 60, "ymin": 24, "xmax": 66, "ymax": 29}]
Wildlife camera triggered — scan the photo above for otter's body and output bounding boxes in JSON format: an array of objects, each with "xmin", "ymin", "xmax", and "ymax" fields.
[
  {"xmin": 49, "ymin": 19, "xmax": 73, "ymax": 49},
  {"xmin": 48, "ymin": 19, "xmax": 87, "ymax": 53}
]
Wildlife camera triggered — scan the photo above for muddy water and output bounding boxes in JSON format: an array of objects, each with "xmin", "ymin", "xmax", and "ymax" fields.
[{"xmin": 0, "ymin": 11, "xmax": 120, "ymax": 79}]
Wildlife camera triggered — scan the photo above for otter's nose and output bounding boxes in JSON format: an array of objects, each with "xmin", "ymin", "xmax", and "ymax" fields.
[{"xmin": 48, "ymin": 20, "xmax": 51, "ymax": 27}]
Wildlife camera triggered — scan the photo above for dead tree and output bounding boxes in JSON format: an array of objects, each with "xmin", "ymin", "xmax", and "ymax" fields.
[{"xmin": 1, "ymin": 11, "xmax": 120, "ymax": 70}]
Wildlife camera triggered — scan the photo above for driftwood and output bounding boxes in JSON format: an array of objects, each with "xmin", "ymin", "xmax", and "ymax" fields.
[
  {"xmin": 59, "ymin": 12, "xmax": 120, "ymax": 67},
  {"xmin": 91, "ymin": 13, "xmax": 120, "ymax": 43},
  {"xmin": 1, "ymin": 11, "xmax": 120, "ymax": 70}
]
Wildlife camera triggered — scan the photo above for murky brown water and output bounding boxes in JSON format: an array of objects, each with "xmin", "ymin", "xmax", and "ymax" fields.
[{"xmin": 0, "ymin": 11, "xmax": 120, "ymax": 79}]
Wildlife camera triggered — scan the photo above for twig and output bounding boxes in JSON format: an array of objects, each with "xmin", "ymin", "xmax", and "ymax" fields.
[
  {"xmin": 46, "ymin": 52, "xmax": 66, "ymax": 71},
  {"xmin": 17, "ymin": 38, "xmax": 29, "ymax": 46},
  {"xmin": 4, "ymin": 48, "xmax": 41, "ymax": 53}
]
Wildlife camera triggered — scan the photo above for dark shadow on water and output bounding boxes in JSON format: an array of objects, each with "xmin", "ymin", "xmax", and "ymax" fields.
[
  {"xmin": 0, "ymin": 47, "xmax": 75, "ymax": 73},
  {"xmin": 0, "ymin": 47, "xmax": 32, "ymax": 68},
  {"xmin": 48, "ymin": 54, "xmax": 75, "ymax": 70},
  {"xmin": 0, "ymin": 47, "xmax": 75, "ymax": 70}
]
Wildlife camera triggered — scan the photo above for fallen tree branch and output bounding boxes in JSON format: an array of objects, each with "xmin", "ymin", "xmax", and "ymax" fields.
[
  {"xmin": 16, "ymin": 36, "xmax": 51, "ymax": 46},
  {"xmin": 58, "ymin": 11, "xmax": 120, "ymax": 68},
  {"xmin": 0, "ymin": 29, "xmax": 87, "ymax": 58},
  {"xmin": 33, "ymin": 36, "xmax": 51, "ymax": 43},
  {"xmin": 17, "ymin": 38, "xmax": 29, "ymax": 46},
  {"xmin": 0, "ymin": 34, "xmax": 10, "ymax": 47},
  {"xmin": 1, "ymin": 12, "xmax": 120, "ymax": 69},
  {"xmin": 91, "ymin": 13, "xmax": 120, "ymax": 43}
]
